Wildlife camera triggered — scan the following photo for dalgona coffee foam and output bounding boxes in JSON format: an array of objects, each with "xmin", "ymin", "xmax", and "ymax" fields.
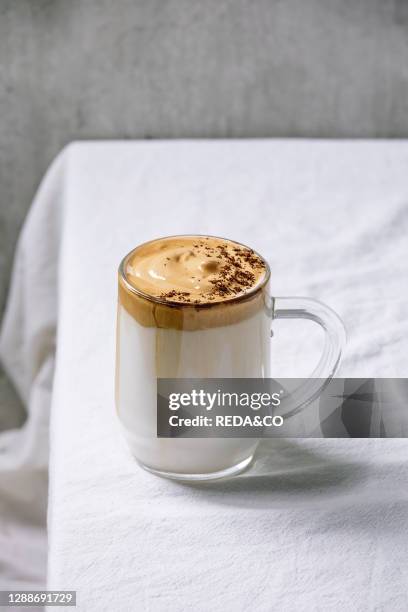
[{"xmin": 118, "ymin": 236, "xmax": 270, "ymax": 330}]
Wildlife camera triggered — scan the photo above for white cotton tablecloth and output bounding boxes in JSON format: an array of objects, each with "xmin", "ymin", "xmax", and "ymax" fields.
[{"xmin": 2, "ymin": 140, "xmax": 408, "ymax": 611}]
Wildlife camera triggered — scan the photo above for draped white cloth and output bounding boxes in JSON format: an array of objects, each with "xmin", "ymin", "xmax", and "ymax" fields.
[
  {"xmin": 0, "ymin": 153, "xmax": 64, "ymax": 592},
  {"xmin": 1, "ymin": 141, "xmax": 408, "ymax": 610}
]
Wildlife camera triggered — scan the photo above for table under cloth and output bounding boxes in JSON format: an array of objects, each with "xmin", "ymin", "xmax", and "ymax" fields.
[{"xmin": 1, "ymin": 140, "xmax": 408, "ymax": 611}]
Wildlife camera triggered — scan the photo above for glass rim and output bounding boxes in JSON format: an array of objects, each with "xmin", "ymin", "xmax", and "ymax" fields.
[{"xmin": 118, "ymin": 234, "xmax": 271, "ymax": 308}]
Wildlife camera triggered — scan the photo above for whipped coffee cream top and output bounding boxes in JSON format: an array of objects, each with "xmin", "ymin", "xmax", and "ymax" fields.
[
  {"xmin": 125, "ymin": 236, "xmax": 267, "ymax": 304},
  {"xmin": 119, "ymin": 236, "xmax": 270, "ymax": 330}
]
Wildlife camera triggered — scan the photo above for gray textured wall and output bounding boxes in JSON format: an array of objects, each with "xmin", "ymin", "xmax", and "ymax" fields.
[{"xmin": 1, "ymin": 0, "xmax": 408, "ymax": 315}]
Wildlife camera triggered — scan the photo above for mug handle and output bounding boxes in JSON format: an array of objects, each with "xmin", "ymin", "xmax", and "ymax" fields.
[{"xmin": 272, "ymin": 297, "xmax": 346, "ymax": 419}]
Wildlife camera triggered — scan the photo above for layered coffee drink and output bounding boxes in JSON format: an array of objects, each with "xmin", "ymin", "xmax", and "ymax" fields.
[{"xmin": 116, "ymin": 235, "xmax": 271, "ymax": 478}]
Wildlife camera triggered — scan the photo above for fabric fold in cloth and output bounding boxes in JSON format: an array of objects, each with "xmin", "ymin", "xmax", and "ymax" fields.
[{"xmin": 0, "ymin": 150, "xmax": 66, "ymax": 590}]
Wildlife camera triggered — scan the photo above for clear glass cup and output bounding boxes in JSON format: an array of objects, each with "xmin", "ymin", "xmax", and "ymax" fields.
[{"xmin": 115, "ymin": 235, "xmax": 346, "ymax": 481}]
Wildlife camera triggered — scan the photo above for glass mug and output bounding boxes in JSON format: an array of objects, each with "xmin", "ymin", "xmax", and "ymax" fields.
[{"xmin": 116, "ymin": 235, "xmax": 346, "ymax": 481}]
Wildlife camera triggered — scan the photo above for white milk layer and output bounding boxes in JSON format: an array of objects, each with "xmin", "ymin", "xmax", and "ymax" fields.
[{"xmin": 116, "ymin": 305, "xmax": 270, "ymax": 474}]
